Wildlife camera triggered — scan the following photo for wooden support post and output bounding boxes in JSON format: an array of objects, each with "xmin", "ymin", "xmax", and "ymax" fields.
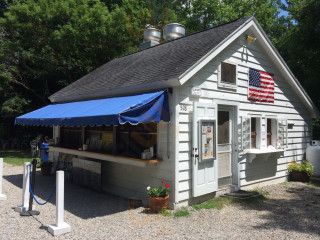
[
  {"xmin": 48, "ymin": 171, "xmax": 71, "ymax": 236},
  {"xmin": 0, "ymin": 158, "xmax": 6, "ymax": 200},
  {"xmin": 112, "ymin": 125, "xmax": 117, "ymax": 155}
]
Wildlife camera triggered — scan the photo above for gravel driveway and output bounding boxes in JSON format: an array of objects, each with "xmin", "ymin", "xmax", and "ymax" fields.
[{"xmin": 0, "ymin": 162, "xmax": 319, "ymax": 240}]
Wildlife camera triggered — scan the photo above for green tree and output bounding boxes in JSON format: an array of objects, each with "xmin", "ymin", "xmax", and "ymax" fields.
[
  {"xmin": 173, "ymin": 0, "xmax": 281, "ymax": 36},
  {"xmin": 0, "ymin": 0, "xmax": 148, "ymax": 114},
  {"xmin": 145, "ymin": 0, "xmax": 177, "ymax": 29},
  {"xmin": 277, "ymin": 0, "xmax": 320, "ymax": 110}
]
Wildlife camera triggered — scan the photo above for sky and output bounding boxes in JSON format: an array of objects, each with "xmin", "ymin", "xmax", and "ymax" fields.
[{"xmin": 279, "ymin": 0, "xmax": 288, "ymax": 17}]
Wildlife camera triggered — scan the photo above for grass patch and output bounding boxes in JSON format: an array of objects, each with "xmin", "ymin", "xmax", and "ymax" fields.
[
  {"xmin": 0, "ymin": 149, "xmax": 39, "ymax": 166},
  {"xmin": 282, "ymin": 181, "xmax": 292, "ymax": 186},
  {"xmin": 193, "ymin": 197, "xmax": 235, "ymax": 210},
  {"xmin": 173, "ymin": 207, "xmax": 190, "ymax": 218},
  {"xmin": 159, "ymin": 209, "xmax": 173, "ymax": 217},
  {"xmin": 255, "ymin": 189, "xmax": 269, "ymax": 197},
  {"xmin": 193, "ymin": 190, "xmax": 269, "ymax": 210},
  {"xmin": 242, "ymin": 195, "xmax": 267, "ymax": 204}
]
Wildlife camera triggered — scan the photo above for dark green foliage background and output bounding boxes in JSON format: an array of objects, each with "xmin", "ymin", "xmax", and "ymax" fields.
[{"xmin": 0, "ymin": 0, "xmax": 319, "ymax": 140}]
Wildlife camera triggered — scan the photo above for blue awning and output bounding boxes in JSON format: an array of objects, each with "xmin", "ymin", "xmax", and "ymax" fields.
[{"xmin": 15, "ymin": 90, "xmax": 169, "ymax": 126}]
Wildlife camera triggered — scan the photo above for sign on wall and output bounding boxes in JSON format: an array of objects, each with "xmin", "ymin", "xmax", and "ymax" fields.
[
  {"xmin": 199, "ymin": 120, "xmax": 216, "ymax": 162},
  {"xmin": 190, "ymin": 87, "xmax": 202, "ymax": 97}
]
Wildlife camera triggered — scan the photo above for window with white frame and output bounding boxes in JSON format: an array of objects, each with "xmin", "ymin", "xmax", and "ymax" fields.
[
  {"xmin": 251, "ymin": 117, "xmax": 261, "ymax": 149},
  {"xmin": 266, "ymin": 118, "xmax": 288, "ymax": 149},
  {"xmin": 218, "ymin": 61, "xmax": 237, "ymax": 88},
  {"xmin": 241, "ymin": 116, "xmax": 261, "ymax": 150}
]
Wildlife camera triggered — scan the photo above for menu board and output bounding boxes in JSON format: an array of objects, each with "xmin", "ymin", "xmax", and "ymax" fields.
[{"xmin": 200, "ymin": 120, "xmax": 215, "ymax": 162}]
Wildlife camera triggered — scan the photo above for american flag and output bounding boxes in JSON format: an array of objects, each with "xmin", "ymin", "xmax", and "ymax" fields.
[{"xmin": 248, "ymin": 68, "xmax": 274, "ymax": 103}]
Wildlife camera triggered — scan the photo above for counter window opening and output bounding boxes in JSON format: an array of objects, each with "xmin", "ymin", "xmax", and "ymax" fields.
[
  {"xmin": 266, "ymin": 118, "xmax": 288, "ymax": 149},
  {"xmin": 218, "ymin": 61, "xmax": 238, "ymax": 89},
  {"xmin": 242, "ymin": 116, "xmax": 288, "ymax": 152},
  {"xmin": 267, "ymin": 118, "xmax": 273, "ymax": 146},
  {"xmin": 241, "ymin": 116, "xmax": 261, "ymax": 150},
  {"xmin": 250, "ymin": 117, "xmax": 261, "ymax": 149},
  {"xmin": 59, "ymin": 122, "xmax": 158, "ymax": 159}
]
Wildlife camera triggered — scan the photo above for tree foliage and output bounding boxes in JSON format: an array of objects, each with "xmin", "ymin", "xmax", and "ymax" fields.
[
  {"xmin": 0, "ymin": 0, "xmax": 148, "ymax": 116},
  {"xmin": 173, "ymin": 0, "xmax": 281, "ymax": 35},
  {"xmin": 0, "ymin": 0, "xmax": 319, "ymax": 140},
  {"xmin": 277, "ymin": 0, "xmax": 320, "ymax": 110}
]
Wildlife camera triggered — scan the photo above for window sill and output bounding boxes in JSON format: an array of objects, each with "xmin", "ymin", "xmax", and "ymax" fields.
[
  {"xmin": 217, "ymin": 82, "xmax": 237, "ymax": 90},
  {"xmin": 49, "ymin": 146, "xmax": 162, "ymax": 167},
  {"xmin": 244, "ymin": 148, "xmax": 285, "ymax": 163}
]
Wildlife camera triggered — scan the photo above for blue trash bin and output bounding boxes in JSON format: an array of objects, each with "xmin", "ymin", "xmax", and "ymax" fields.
[{"xmin": 40, "ymin": 142, "xmax": 49, "ymax": 163}]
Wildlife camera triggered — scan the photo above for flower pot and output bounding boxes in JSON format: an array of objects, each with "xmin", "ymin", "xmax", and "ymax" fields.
[
  {"xmin": 149, "ymin": 195, "xmax": 169, "ymax": 213},
  {"xmin": 41, "ymin": 166, "xmax": 51, "ymax": 176},
  {"xmin": 290, "ymin": 170, "xmax": 309, "ymax": 182}
]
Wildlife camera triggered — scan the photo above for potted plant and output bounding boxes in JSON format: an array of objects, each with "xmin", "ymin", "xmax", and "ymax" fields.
[
  {"xmin": 147, "ymin": 179, "xmax": 170, "ymax": 213},
  {"xmin": 40, "ymin": 161, "xmax": 53, "ymax": 176},
  {"xmin": 287, "ymin": 160, "xmax": 314, "ymax": 182}
]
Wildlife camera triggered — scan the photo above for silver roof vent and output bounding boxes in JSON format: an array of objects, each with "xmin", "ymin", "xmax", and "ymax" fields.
[
  {"xmin": 139, "ymin": 27, "xmax": 161, "ymax": 51},
  {"xmin": 163, "ymin": 23, "xmax": 185, "ymax": 41},
  {"xmin": 143, "ymin": 27, "xmax": 161, "ymax": 42}
]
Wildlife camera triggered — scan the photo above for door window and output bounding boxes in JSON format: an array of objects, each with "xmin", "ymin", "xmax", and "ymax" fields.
[{"xmin": 218, "ymin": 111, "xmax": 230, "ymax": 144}]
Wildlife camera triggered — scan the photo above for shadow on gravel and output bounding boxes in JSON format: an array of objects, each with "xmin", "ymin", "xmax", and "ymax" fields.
[
  {"xmin": 3, "ymin": 173, "xmax": 23, "ymax": 189},
  {"xmin": 4, "ymin": 170, "xmax": 129, "ymax": 219},
  {"xmin": 238, "ymin": 184, "xmax": 320, "ymax": 236}
]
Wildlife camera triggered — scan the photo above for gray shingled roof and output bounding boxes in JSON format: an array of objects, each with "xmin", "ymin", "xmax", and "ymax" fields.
[{"xmin": 50, "ymin": 16, "xmax": 251, "ymax": 102}]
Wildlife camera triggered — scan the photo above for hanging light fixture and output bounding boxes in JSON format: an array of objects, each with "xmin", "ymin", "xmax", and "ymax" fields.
[{"xmin": 246, "ymin": 35, "xmax": 256, "ymax": 43}]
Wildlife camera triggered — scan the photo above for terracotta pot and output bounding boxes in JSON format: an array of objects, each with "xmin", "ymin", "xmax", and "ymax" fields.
[
  {"xmin": 41, "ymin": 166, "xmax": 51, "ymax": 176},
  {"xmin": 291, "ymin": 170, "xmax": 309, "ymax": 182},
  {"xmin": 149, "ymin": 195, "xmax": 169, "ymax": 213}
]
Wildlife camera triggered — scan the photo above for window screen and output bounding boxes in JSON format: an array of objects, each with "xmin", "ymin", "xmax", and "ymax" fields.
[
  {"xmin": 267, "ymin": 119, "xmax": 272, "ymax": 146},
  {"xmin": 221, "ymin": 62, "xmax": 236, "ymax": 84},
  {"xmin": 218, "ymin": 111, "xmax": 230, "ymax": 144},
  {"xmin": 60, "ymin": 127, "xmax": 82, "ymax": 149},
  {"xmin": 251, "ymin": 118, "xmax": 257, "ymax": 149}
]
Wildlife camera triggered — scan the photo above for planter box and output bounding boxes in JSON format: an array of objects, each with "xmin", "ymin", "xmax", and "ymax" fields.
[{"xmin": 290, "ymin": 170, "xmax": 310, "ymax": 182}]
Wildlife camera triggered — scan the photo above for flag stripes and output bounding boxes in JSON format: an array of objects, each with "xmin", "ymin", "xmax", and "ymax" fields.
[{"xmin": 248, "ymin": 68, "xmax": 274, "ymax": 103}]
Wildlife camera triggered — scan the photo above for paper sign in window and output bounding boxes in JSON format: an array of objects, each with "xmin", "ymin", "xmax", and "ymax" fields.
[{"xmin": 199, "ymin": 120, "xmax": 215, "ymax": 161}]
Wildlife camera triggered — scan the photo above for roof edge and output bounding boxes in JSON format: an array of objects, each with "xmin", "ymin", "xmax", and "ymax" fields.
[
  {"xmin": 49, "ymin": 78, "xmax": 180, "ymax": 103},
  {"xmin": 178, "ymin": 16, "xmax": 254, "ymax": 84},
  {"xmin": 178, "ymin": 16, "xmax": 319, "ymax": 118},
  {"xmin": 250, "ymin": 18, "xmax": 319, "ymax": 118}
]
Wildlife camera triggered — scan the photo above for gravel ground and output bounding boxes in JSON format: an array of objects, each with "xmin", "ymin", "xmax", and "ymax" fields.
[{"xmin": 0, "ymin": 162, "xmax": 320, "ymax": 240}]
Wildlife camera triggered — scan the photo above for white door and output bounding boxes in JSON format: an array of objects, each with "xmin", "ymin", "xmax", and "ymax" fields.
[
  {"xmin": 192, "ymin": 102, "xmax": 218, "ymax": 197},
  {"xmin": 217, "ymin": 106, "xmax": 234, "ymax": 187}
]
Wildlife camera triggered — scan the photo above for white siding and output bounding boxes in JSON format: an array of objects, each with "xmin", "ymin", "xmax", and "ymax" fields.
[{"xmin": 176, "ymin": 33, "xmax": 313, "ymax": 204}]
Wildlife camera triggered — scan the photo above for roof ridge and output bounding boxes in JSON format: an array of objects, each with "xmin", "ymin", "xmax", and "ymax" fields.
[
  {"xmin": 50, "ymin": 16, "xmax": 253, "ymax": 102},
  {"xmin": 114, "ymin": 16, "xmax": 252, "ymax": 60}
]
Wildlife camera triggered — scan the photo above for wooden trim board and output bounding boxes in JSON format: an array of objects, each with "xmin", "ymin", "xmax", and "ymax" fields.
[{"xmin": 49, "ymin": 146, "xmax": 162, "ymax": 167}]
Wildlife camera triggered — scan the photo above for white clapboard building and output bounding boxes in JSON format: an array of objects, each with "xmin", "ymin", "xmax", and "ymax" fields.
[{"xmin": 16, "ymin": 16, "xmax": 319, "ymax": 208}]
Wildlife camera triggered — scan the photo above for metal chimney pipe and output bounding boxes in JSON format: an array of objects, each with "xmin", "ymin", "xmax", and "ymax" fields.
[{"xmin": 163, "ymin": 23, "xmax": 185, "ymax": 41}]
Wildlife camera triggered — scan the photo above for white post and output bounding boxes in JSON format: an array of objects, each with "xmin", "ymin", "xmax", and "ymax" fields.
[
  {"xmin": 48, "ymin": 171, "xmax": 71, "ymax": 236},
  {"xmin": 0, "ymin": 158, "xmax": 7, "ymax": 200},
  {"xmin": 15, "ymin": 162, "xmax": 32, "ymax": 212}
]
